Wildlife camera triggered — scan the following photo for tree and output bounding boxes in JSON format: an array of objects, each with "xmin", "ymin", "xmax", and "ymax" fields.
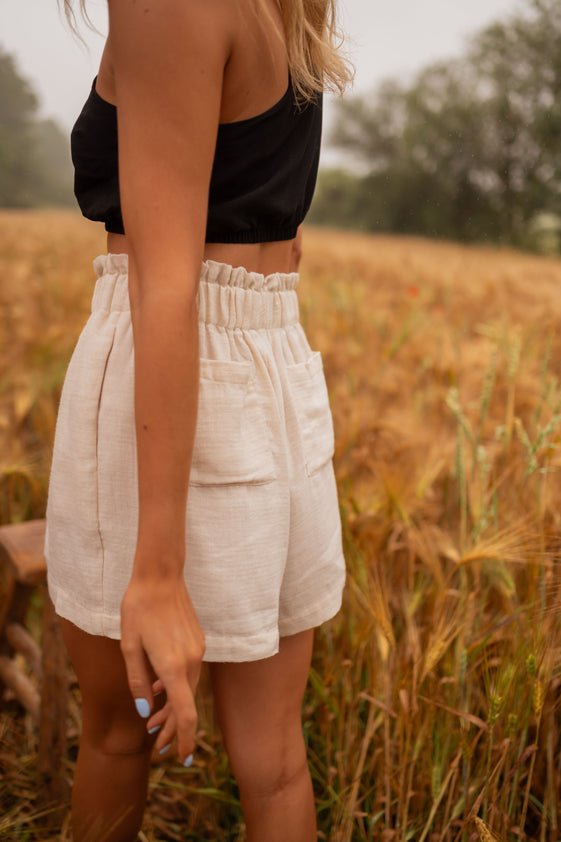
[
  {"xmin": 316, "ymin": 0, "xmax": 561, "ymax": 247},
  {"xmin": 0, "ymin": 49, "xmax": 39, "ymax": 206},
  {"xmin": 32, "ymin": 118, "xmax": 74, "ymax": 207},
  {"xmin": 0, "ymin": 46, "xmax": 73, "ymax": 207},
  {"xmin": 466, "ymin": 0, "xmax": 561, "ymax": 235}
]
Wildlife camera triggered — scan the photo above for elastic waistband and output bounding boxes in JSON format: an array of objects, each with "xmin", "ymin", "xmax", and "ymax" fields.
[{"xmin": 91, "ymin": 254, "xmax": 301, "ymax": 329}]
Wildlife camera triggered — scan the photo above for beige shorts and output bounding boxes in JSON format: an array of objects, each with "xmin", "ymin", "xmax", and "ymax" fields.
[{"xmin": 45, "ymin": 255, "xmax": 345, "ymax": 662}]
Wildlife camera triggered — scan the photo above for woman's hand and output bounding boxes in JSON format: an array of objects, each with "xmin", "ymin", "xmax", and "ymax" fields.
[{"xmin": 120, "ymin": 572, "xmax": 205, "ymax": 764}]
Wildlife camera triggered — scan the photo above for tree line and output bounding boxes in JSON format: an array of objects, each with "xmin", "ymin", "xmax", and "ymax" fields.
[
  {"xmin": 309, "ymin": 0, "xmax": 561, "ymax": 251},
  {"xmin": 0, "ymin": 47, "xmax": 73, "ymax": 208}
]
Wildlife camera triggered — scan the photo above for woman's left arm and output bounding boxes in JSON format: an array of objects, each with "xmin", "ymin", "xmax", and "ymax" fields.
[{"xmin": 107, "ymin": 0, "xmax": 233, "ymax": 762}]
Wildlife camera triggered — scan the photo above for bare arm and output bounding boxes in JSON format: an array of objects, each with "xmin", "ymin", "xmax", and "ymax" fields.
[{"xmin": 108, "ymin": 0, "xmax": 232, "ymax": 762}]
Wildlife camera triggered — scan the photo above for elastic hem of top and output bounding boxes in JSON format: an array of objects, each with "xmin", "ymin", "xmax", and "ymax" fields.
[
  {"xmin": 103, "ymin": 225, "xmax": 301, "ymax": 243},
  {"xmin": 104, "ymin": 220, "xmax": 125, "ymax": 235},
  {"xmin": 205, "ymin": 225, "xmax": 299, "ymax": 244}
]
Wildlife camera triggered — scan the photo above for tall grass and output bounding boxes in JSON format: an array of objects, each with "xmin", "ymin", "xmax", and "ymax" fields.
[{"xmin": 1, "ymin": 212, "xmax": 561, "ymax": 841}]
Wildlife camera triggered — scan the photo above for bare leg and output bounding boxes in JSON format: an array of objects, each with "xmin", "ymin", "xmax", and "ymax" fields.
[
  {"xmin": 61, "ymin": 619, "xmax": 157, "ymax": 842},
  {"xmin": 209, "ymin": 630, "xmax": 316, "ymax": 842}
]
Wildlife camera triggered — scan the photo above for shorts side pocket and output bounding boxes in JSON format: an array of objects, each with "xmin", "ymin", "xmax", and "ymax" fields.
[
  {"xmin": 190, "ymin": 358, "xmax": 276, "ymax": 486},
  {"xmin": 286, "ymin": 351, "xmax": 335, "ymax": 477}
]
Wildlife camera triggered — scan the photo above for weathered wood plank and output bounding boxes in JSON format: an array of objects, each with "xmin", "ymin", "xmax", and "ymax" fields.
[
  {"xmin": 6, "ymin": 622, "xmax": 43, "ymax": 678},
  {"xmin": 0, "ymin": 520, "xmax": 47, "ymax": 586},
  {"xmin": 0, "ymin": 654, "xmax": 41, "ymax": 723},
  {"xmin": 37, "ymin": 585, "xmax": 69, "ymax": 811}
]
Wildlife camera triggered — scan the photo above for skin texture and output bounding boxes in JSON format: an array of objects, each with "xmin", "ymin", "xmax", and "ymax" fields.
[
  {"xmin": 63, "ymin": 620, "xmax": 316, "ymax": 841},
  {"xmin": 209, "ymin": 630, "xmax": 316, "ymax": 842},
  {"xmin": 62, "ymin": 0, "xmax": 317, "ymax": 838},
  {"xmin": 107, "ymin": 0, "xmax": 292, "ymax": 762}
]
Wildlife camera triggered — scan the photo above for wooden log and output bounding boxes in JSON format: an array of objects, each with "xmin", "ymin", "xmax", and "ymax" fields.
[
  {"xmin": 0, "ymin": 563, "xmax": 15, "ymax": 638},
  {"xmin": 0, "ymin": 520, "xmax": 47, "ymax": 586},
  {"xmin": 0, "ymin": 654, "xmax": 40, "ymax": 723},
  {"xmin": 37, "ymin": 585, "xmax": 70, "ymax": 815},
  {"xmin": 5, "ymin": 621, "xmax": 42, "ymax": 678},
  {"xmin": 0, "ymin": 518, "xmax": 46, "ymax": 703}
]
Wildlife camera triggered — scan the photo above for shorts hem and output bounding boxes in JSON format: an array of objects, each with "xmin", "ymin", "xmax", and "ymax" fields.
[
  {"xmin": 48, "ymin": 576, "xmax": 122, "ymax": 639},
  {"xmin": 278, "ymin": 573, "xmax": 345, "ymax": 639},
  {"xmin": 201, "ymin": 632, "xmax": 280, "ymax": 663},
  {"xmin": 48, "ymin": 571, "xmax": 346, "ymax": 661}
]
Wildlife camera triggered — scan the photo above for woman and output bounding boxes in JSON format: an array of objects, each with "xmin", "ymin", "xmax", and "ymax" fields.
[{"xmin": 46, "ymin": 0, "xmax": 351, "ymax": 839}]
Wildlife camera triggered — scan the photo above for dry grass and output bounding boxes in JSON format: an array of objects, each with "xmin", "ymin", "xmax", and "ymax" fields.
[{"xmin": 1, "ymin": 212, "xmax": 561, "ymax": 840}]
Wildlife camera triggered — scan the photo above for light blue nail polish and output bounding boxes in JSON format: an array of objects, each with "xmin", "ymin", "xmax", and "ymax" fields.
[
  {"xmin": 148, "ymin": 725, "xmax": 161, "ymax": 735},
  {"xmin": 183, "ymin": 754, "xmax": 194, "ymax": 768},
  {"xmin": 159, "ymin": 743, "xmax": 171, "ymax": 755},
  {"xmin": 135, "ymin": 698, "xmax": 150, "ymax": 718}
]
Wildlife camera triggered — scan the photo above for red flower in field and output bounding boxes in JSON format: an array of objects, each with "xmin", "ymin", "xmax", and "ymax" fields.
[{"xmin": 407, "ymin": 284, "xmax": 420, "ymax": 298}]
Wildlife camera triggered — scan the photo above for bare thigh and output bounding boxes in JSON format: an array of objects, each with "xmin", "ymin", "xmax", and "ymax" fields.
[
  {"xmin": 61, "ymin": 618, "xmax": 156, "ymax": 752},
  {"xmin": 209, "ymin": 630, "xmax": 314, "ymax": 789}
]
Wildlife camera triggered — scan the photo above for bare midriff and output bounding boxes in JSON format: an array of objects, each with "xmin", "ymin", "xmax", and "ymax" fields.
[{"xmin": 106, "ymin": 233, "xmax": 300, "ymax": 276}]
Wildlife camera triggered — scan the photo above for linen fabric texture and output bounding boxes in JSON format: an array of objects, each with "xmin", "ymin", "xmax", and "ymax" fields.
[{"xmin": 45, "ymin": 254, "xmax": 345, "ymax": 662}]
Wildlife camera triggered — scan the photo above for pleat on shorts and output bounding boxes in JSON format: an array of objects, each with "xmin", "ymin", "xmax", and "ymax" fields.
[{"xmin": 45, "ymin": 254, "xmax": 345, "ymax": 662}]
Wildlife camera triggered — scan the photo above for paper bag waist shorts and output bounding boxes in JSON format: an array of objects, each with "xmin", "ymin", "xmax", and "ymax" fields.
[{"xmin": 45, "ymin": 254, "xmax": 345, "ymax": 662}]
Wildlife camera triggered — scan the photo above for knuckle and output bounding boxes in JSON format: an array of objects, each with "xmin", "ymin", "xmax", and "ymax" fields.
[
  {"xmin": 176, "ymin": 701, "xmax": 196, "ymax": 724},
  {"xmin": 120, "ymin": 639, "xmax": 135, "ymax": 658},
  {"xmin": 157, "ymin": 655, "xmax": 175, "ymax": 675},
  {"xmin": 192, "ymin": 635, "xmax": 206, "ymax": 662},
  {"xmin": 189, "ymin": 648, "xmax": 204, "ymax": 667},
  {"xmin": 183, "ymin": 710, "xmax": 197, "ymax": 727}
]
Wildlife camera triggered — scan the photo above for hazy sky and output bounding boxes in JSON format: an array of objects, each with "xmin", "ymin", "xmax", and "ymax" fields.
[{"xmin": 2, "ymin": 0, "xmax": 521, "ymax": 133}]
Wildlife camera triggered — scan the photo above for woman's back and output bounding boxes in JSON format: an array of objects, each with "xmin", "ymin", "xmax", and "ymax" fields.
[{"xmin": 95, "ymin": 0, "xmax": 302, "ymax": 273}]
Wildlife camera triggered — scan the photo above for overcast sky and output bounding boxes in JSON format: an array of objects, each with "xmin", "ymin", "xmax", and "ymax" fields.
[{"xmin": 2, "ymin": 0, "xmax": 521, "ymax": 138}]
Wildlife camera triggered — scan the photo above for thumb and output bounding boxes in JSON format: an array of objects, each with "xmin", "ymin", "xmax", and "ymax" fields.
[{"xmin": 120, "ymin": 633, "xmax": 154, "ymax": 719}]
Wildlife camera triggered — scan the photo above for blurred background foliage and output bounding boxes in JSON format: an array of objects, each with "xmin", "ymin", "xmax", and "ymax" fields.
[
  {"xmin": 1, "ymin": 0, "xmax": 561, "ymax": 252},
  {"xmin": 0, "ymin": 48, "xmax": 73, "ymax": 209},
  {"xmin": 309, "ymin": 0, "xmax": 561, "ymax": 254}
]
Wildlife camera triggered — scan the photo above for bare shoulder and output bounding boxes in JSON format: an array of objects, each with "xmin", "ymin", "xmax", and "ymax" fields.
[
  {"xmin": 107, "ymin": 0, "xmax": 236, "ymax": 35},
  {"xmin": 107, "ymin": 0, "xmax": 237, "ymax": 86},
  {"xmin": 105, "ymin": 0, "xmax": 245, "ymax": 269}
]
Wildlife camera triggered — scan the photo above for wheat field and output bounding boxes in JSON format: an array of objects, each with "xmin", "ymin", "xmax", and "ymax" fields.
[{"xmin": 1, "ymin": 210, "xmax": 561, "ymax": 841}]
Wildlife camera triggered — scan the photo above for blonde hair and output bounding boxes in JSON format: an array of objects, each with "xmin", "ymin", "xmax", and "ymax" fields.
[
  {"xmin": 274, "ymin": 0, "xmax": 353, "ymax": 99},
  {"xmin": 60, "ymin": 0, "xmax": 352, "ymax": 100}
]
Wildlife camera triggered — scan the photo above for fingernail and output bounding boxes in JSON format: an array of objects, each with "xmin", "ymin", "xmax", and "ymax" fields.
[
  {"xmin": 148, "ymin": 725, "xmax": 161, "ymax": 735},
  {"xmin": 159, "ymin": 743, "xmax": 171, "ymax": 755},
  {"xmin": 183, "ymin": 753, "xmax": 194, "ymax": 768},
  {"xmin": 135, "ymin": 698, "xmax": 150, "ymax": 718}
]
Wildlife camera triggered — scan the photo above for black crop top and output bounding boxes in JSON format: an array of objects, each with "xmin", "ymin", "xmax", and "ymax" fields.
[{"xmin": 71, "ymin": 77, "xmax": 322, "ymax": 243}]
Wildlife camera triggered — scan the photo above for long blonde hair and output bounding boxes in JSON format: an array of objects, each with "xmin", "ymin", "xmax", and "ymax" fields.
[
  {"xmin": 276, "ymin": 0, "xmax": 352, "ymax": 99},
  {"xmin": 60, "ymin": 0, "xmax": 352, "ymax": 100}
]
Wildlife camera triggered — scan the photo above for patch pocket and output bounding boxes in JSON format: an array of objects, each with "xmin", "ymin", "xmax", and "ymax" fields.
[
  {"xmin": 190, "ymin": 358, "xmax": 276, "ymax": 486},
  {"xmin": 286, "ymin": 351, "xmax": 335, "ymax": 477}
]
